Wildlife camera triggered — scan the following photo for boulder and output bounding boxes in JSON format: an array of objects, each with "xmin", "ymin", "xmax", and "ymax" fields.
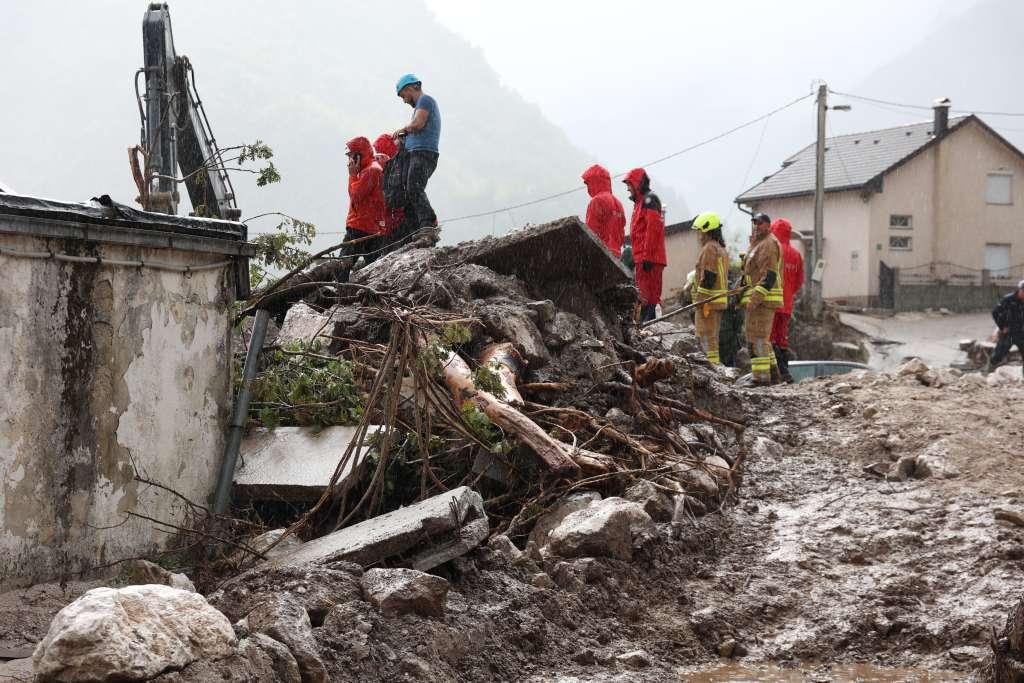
[
  {"xmin": 277, "ymin": 303, "xmax": 332, "ymax": 348},
  {"xmin": 238, "ymin": 633, "xmax": 302, "ymax": 683},
  {"xmin": 615, "ymin": 650, "xmax": 652, "ymax": 668},
  {"xmin": 749, "ymin": 435, "xmax": 783, "ymax": 461},
  {"xmin": 897, "ymin": 358, "xmax": 930, "ymax": 379},
  {"xmin": 123, "ymin": 559, "xmax": 196, "ymax": 593},
  {"xmin": 361, "ymin": 569, "xmax": 449, "ymax": 618},
  {"xmin": 528, "ymin": 490, "xmax": 602, "ymax": 549},
  {"xmin": 487, "ymin": 534, "xmax": 523, "ymax": 562},
  {"xmin": 703, "ymin": 455, "xmax": 732, "ymax": 485},
  {"xmin": 623, "ymin": 479, "xmax": 674, "ymax": 522},
  {"xmin": 671, "ymin": 463, "xmax": 719, "ymax": 499},
  {"xmin": 244, "ymin": 528, "xmax": 305, "ymax": 562},
  {"xmin": 247, "ymin": 595, "xmax": 328, "ymax": 683},
  {"xmin": 33, "ymin": 585, "xmax": 235, "ymax": 682},
  {"xmin": 545, "ymin": 497, "xmax": 655, "ymax": 561},
  {"xmin": 209, "ymin": 563, "xmax": 362, "ymax": 625}
]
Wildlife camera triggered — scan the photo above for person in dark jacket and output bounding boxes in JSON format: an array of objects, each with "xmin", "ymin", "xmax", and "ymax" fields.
[
  {"xmin": 623, "ymin": 168, "xmax": 666, "ymax": 323},
  {"xmin": 988, "ymin": 280, "xmax": 1024, "ymax": 375},
  {"xmin": 582, "ymin": 164, "xmax": 626, "ymax": 256}
]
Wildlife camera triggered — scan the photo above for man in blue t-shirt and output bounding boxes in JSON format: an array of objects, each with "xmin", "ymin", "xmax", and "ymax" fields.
[{"xmin": 393, "ymin": 73, "xmax": 441, "ymax": 233}]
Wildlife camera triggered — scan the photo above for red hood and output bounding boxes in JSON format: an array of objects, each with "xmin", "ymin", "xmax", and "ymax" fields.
[
  {"xmin": 771, "ymin": 218, "xmax": 793, "ymax": 243},
  {"xmin": 373, "ymin": 133, "xmax": 398, "ymax": 159},
  {"xmin": 346, "ymin": 136, "xmax": 374, "ymax": 170},
  {"xmin": 581, "ymin": 164, "xmax": 612, "ymax": 197},
  {"xmin": 623, "ymin": 167, "xmax": 648, "ymax": 195}
]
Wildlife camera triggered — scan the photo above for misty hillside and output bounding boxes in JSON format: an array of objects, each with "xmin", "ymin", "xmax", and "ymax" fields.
[
  {"xmin": 842, "ymin": 0, "xmax": 1024, "ymax": 149},
  {"xmin": 0, "ymin": 1, "xmax": 685, "ymax": 247}
]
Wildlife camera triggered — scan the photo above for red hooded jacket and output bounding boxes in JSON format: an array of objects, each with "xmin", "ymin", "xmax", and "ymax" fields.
[
  {"xmin": 582, "ymin": 164, "xmax": 626, "ymax": 256},
  {"xmin": 346, "ymin": 136, "xmax": 386, "ymax": 235},
  {"xmin": 624, "ymin": 168, "xmax": 666, "ymax": 266},
  {"xmin": 771, "ymin": 218, "xmax": 804, "ymax": 314},
  {"xmin": 373, "ymin": 133, "xmax": 398, "ymax": 166}
]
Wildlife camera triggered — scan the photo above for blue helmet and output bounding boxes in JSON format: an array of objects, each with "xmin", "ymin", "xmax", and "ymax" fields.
[{"xmin": 395, "ymin": 73, "xmax": 421, "ymax": 95}]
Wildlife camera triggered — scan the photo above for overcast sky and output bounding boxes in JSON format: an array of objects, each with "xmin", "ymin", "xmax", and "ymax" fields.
[{"xmin": 425, "ymin": 0, "xmax": 993, "ymax": 227}]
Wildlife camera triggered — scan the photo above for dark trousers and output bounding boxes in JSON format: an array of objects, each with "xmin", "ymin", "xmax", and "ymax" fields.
[
  {"xmin": 337, "ymin": 227, "xmax": 380, "ymax": 282},
  {"xmin": 990, "ymin": 332, "xmax": 1024, "ymax": 374},
  {"xmin": 405, "ymin": 150, "xmax": 438, "ymax": 228}
]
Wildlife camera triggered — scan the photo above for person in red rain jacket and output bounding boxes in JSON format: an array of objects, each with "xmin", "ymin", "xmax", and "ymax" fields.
[
  {"xmin": 340, "ymin": 136, "xmax": 386, "ymax": 282},
  {"xmin": 582, "ymin": 164, "xmax": 626, "ymax": 257},
  {"xmin": 770, "ymin": 218, "xmax": 805, "ymax": 382},
  {"xmin": 623, "ymin": 168, "xmax": 666, "ymax": 323}
]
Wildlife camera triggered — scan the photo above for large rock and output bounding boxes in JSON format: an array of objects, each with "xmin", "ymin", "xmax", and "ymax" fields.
[
  {"xmin": 360, "ymin": 568, "xmax": 450, "ymax": 618},
  {"xmin": 33, "ymin": 585, "xmax": 235, "ymax": 682},
  {"xmin": 277, "ymin": 303, "xmax": 333, "ymax": 347},
  {"xmin": 545, "ymin": 497, "xmax": 655, "ymax": 561},
  {"xmin": 238, "ymin": 634, "xmax": 302, "ymax": 683},
  {"xmin": 209, "ymin": 563, "xmax": 363, "ymax": 624},
  {"xmin": 246, "ymin": 595, "xmax": 327, "ymax": 683},
  {"xmin": 268, "ymin": 486, "xmax": 488, "ymax": 572},
  {"xmin": 528, "ymin": 490, "xmax": 602, "ymax": 549},
  {"xmin": 623, "ymin": 479, "xmax": 673, "ymax": 522}
]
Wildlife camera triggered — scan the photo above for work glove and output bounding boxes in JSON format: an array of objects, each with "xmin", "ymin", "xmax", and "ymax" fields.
[{"xmin": 641, "ymin": 260, "xmax": 654, "ymax": 272}]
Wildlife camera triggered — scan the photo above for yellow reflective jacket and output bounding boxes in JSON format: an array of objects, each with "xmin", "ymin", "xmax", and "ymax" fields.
[
  {"xmin": 740, "ymin": 233, "xmax": 784, "ymax": 308},
  {"xmin": 695, "ymin": 240, "xmax": 729, "ymax": 311}
]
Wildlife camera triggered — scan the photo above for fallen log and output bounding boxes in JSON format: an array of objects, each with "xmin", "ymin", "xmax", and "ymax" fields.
[{"xmin": 426, "ymin": 340, "xmax": 581, "ymax": 477}]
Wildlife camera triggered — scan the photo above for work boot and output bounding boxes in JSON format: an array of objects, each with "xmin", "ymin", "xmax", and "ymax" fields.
[
  {"xmin": 774, "ymin": 344, "xmax": 794, "ymax": 383},
  {"xmin": 770, "ymin": 364, "xmax": 782, "ymax": 385}
]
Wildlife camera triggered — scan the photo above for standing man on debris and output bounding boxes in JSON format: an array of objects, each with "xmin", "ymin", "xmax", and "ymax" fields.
[
  {"xmin": 691, "ymin": 211, "xmax": 729, "ymax": 364},
  {"xmin": 393, "ymin": 74, "xmax": 441, "ymax": 237},
  {"xmin": 988, "ymin": 280, "xmax": 1024, "ymax": 376},
  {"xmin": 340, "ymin": 136, "xmax": 386, "ymax": 281},
  {"xmin": 770, "ymin": 218, "xmax": 804, "ymax": 382},
  {"xmin": 624, "ymin": 168, "xmax": 666, "ymax": 323},
  {"xmin": 741, "ymin": 213, "xmax": 784, "ymax": 385},
  {"xmin": 582, "ymin": 164, "xmax": 626, "ymax": 256}
]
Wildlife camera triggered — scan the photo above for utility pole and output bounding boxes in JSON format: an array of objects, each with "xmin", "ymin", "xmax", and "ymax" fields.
[{"xmin": 811, "ymin": 83, "xmax": 827, "ymax": 319}]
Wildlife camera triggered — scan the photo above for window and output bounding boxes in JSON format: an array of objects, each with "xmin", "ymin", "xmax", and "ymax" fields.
[
  {"xmin": 889, "ymin": 236, "xmax": 912, "ymax": 251},
  {"xmin": 986, "ymin": 173, "xmax": 1013, "ymax": 205},
  {"xmin": 889, "ymin": 214, "xmax": 913, "ymax": 229},
  {"xmin": 985, "ymin": 243, "xmax": 1012, "ymax": 277}
]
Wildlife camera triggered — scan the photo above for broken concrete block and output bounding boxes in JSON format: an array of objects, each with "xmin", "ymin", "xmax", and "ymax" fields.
[
  {"xmin": 33, "ymin": 585, "xmax": 236, "ymax": 682},
  {"xmin": 897, "ymin": 357, "xmax": 930, "ymax": 377},
  {"xmin": 234, "ymin": 426, "xmax": 381, "ymax": 503},
  {"xmin": 545, "ymin": 497, "xmax": 655, "ymax": 561},
  {"xmin": 242, "ymin": 528, "xmax": 305, "ymax": 562},
  {"xmin": 623, "ymin": 479, "xmax": 673, "ymax": 522},
  {"xmin": 361, "ymin": 568, "xmax": 449, "ymax": 618},
  {"xmin": 270, "ymin": 487, "xmax": 487, "ymax": 572}
]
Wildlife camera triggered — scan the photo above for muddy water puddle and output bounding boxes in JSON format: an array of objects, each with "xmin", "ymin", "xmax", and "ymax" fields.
[{"xmin": 677, "ymin": 662, "xmax": 961, "ymax": 682}]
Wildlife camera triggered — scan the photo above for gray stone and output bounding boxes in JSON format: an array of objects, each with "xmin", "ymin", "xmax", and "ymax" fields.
[
  {"xmin": 238, "ymin": 633, "xmax": 302, "ymax": 683},
  {"xmin": 604, "ymin": 407, "xmax": 633, "ymax": 432},
  {"xmin": 615, "ymin": 649, "xmax": 651, "ymax": 668},
  {"xmin": 862, "ymin": 405, "xmax": 879, "ymax": 419},
  {"xmin": 672, "ymin": 463, "xmax": 719, "ymax": 499},
  {"xmin": 703, "ymin": 455, "xmax": 732, "ymax": 485},
  {"xmin": 487, "ymin": 534, "xmax": 523, "ymax": 562},
  {"xmin": 241, "ymin": 528, "xmax": 305, "ymax": 563},
  {"xmin": 890, "ymin": 455, "xmax": 918, "ymax": 482},
  {"xmin": 897, "ymin": 357, "xmax": 930, "ymax": 378},
  {"xmin": 718, "ymin": 639, "xmax": 737, "ymax": 658},
  {"xmin": 530, "ymin": 573, "xmax": 556, "ymax": 589},
  {"xmin": 247, "ymin": 594, "xmax": 327, "ymax": 683},
  {"xmin": 528, "ymin": 490, "xmax": 602, "ymax": 549},
  {"xmin": 526, "ymin": 300, "xmax": 557, "ymax": 324},
  {"xmin": 234, "ymin": 426, "xmax": 382, "ymax": 503},
  {"xmin": 400, "ymin": 655, "xmax": 433, "ymax": 678},
  {"xmin": 551, "ymin": 561, "xmax": 586, "ymax": 592},
  {"xmin": 277, "ymin": 303, "xmax": 333, "ymax": 347},
  {"xmin": 482, "ymin": 308, "xmax": 551, "ymax": 368},
  {"xmin": 209, "ymin": 564, "xmax": 363, "ymax": 624},
  {"xmin": 123, "ymin": 559, "xmax": 196, "ymax": 593},
  {"xmin": 749, "ymin": 435, "xmax": 783, "ymax": 461},
  {"xmin": 546, "ymin": 497, "xmax": 655, "ymax": 561},
  {"xmin": 915, "ymin": 443, "xmax": 959, "ymax": 479},
  {"xmin": 623, "ymin": 479, "xmax": 674, "ymax": 522},
  {"xmin": 269, "ymin": 486, "xmax": 487, "ymax": 572},
  {"xmin": 544, "ymin": 311, "xmax": 583, "ymax": 349},
  {"xmin": 33, "ymin": 585, "xmax": 236, "ymax": 683},
  {"xmin": 361, "ymin": 568, "xmax": 449, "ymax": 618}
]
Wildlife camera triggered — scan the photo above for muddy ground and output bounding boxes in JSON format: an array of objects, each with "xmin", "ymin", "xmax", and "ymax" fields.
[{"xmin": 7, "ymin": 368, "xmax": 1022, "ymax": 681}]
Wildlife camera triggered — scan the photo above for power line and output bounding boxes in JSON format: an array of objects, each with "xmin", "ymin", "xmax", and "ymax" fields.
[
  {"xmin": 829, "ymin": 89, "xmax": 1024, "ymax": 118},
  {"xmin": 289, "ymin": 91, "xmax": 816, "ymax": 236}
]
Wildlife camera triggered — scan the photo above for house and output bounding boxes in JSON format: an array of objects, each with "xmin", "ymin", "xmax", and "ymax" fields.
[
  {"xmin": 0, "ymin": 191, "xmax": 254, "ymax": 588},
  {"xmin": 662, "ymin": 219, "xmax": 699, "ymax": 302},
  {"xmin": 735, "ymin": 101, "xmax": 1024, "ymax": 307}
]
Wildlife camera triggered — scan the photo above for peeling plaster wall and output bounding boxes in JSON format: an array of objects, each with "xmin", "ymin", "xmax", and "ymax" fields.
[{"xmin": 0, "ymin": 231, "xmax": 234, "ymax": 589}]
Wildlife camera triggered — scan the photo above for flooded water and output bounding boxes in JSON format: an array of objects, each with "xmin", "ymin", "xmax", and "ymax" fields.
[{"xmin": 676, "ymin": 662, "xmax": 962, "ymax": 682}]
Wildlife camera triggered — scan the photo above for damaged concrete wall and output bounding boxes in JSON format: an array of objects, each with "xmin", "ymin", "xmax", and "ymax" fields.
[{"xmin": 0, "ymin": 232, "xmax": 234, "ymax": 589}]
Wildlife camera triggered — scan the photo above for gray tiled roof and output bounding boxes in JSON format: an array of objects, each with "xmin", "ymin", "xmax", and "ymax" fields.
[{"xmin": 736, "ymin": 116, "xmax": 969, "ymax": 203}]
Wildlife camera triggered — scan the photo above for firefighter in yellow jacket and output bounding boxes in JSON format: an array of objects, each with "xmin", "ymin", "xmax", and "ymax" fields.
[
  {"xmin": 741, "ymin": 212, "xmax": 784, "ymax": 385},
  {"xmin": 691, "ymin": 211, "xmax": 729, "ymax": 364}
]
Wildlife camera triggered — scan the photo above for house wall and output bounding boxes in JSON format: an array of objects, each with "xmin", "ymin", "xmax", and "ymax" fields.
[
  {"xmin": 747, "ymin": 190, "xmax": 872, "ymax": 304},
  {"xmin": 663, "ymin": 229, "xmax": 702, "ymax": 303},
  {"xmin": 0, "ymin": 231, "xmax": 234, "ymax": 589}
]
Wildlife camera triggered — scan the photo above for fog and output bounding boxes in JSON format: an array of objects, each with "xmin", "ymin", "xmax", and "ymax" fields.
[{"xmin": 3, "ymin": 0, "xmax": 1019, "ymax": 247}]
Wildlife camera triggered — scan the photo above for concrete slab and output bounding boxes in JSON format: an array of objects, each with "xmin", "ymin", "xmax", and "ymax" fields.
[
  {"xmin": 271, "ymin": 486, "xmax": 487, "ymax": 571},
  {"xmin": 234, "ymin": 426, "xmax": 381, "ymax": 502},
  {"xmin": 467, "ymin": 217, "xmax": 632, "ymax": 295}
]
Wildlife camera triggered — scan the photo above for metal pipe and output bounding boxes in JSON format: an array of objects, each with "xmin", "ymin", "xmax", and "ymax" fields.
[{"xmin": 213, "ymin": 308, "xmax": 269, "ymax": 514}]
